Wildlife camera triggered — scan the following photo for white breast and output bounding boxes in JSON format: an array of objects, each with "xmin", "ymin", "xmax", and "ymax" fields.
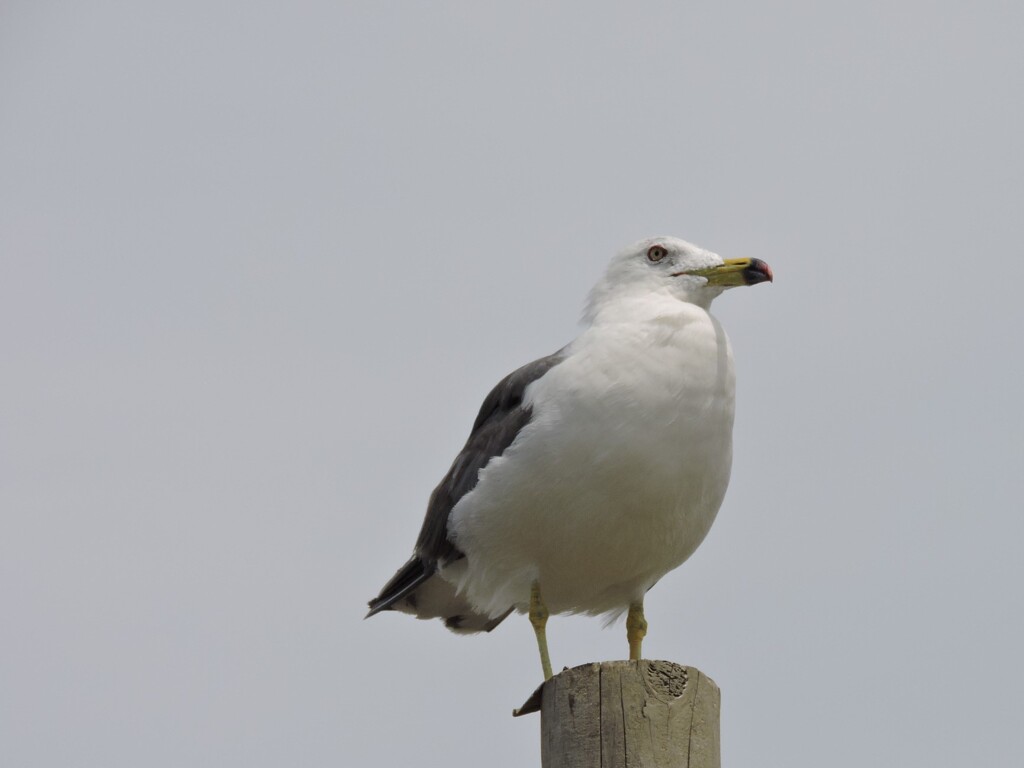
[{"xmin": 446, "ymin": 299, "xmax": 736, "ymax": 619}]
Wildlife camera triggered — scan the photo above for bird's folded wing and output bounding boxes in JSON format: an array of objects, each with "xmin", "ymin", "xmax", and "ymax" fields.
[{"xmin": 367, "ymin": 348, "xmax": 566, "ymax": 616}]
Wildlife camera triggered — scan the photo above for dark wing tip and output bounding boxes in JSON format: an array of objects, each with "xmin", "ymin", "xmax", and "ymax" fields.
[
  {"xmin": 484, "ymin": 606, "xmax": 514, "ymax": 632},
  {"xmin": 364, "ymin": 600, "xmax": 392, "ymax": 619},
  {"xmin": 444, "ymin": 615, "xmax": 466, "ymax": 630},
  {"xmin": 365, "ymin": 556, "xmax": 434, "ymax": 619}
]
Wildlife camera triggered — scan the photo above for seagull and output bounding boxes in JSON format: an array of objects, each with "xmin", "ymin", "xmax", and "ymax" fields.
[{"xmin": 366, "ymin": 236, "xmax": 772, "ymax": 680}]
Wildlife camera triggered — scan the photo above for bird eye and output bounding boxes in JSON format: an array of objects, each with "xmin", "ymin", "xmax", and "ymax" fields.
[{"xmin": 646, "ymin": 245, "xmax": 668, "ymax": 263}]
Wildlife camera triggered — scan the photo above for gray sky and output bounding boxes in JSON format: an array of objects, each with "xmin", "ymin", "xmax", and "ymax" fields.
[{"xmin": 2, "ymin": 2, "xmax": 1022, "ymax": 766}]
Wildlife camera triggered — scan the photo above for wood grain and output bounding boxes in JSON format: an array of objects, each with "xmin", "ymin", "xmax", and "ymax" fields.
[{"xmin": 520, "ymin": 661, "xmax": 720, "ymax": 768}]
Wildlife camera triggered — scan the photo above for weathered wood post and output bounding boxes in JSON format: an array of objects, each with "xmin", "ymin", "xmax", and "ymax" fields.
[{"xmin": 515, "ymin": 661, "xmax": 720, "ymax": 768}]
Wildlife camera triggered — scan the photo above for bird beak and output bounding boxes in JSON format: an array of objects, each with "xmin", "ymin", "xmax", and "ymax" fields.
[{"xmin": 682, "ymin": 258, "xmax": 774, "ymax": 287}]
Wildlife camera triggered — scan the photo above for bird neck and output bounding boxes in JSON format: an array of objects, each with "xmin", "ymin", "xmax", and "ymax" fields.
[{"xmin": 584, "ymin": 290, "xmax": 716, "ymax": 328}]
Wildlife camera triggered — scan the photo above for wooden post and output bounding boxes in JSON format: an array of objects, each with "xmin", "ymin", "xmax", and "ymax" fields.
[{"xmin": 515, "ymin": 661, "xmax": 720, "ymax": 768}]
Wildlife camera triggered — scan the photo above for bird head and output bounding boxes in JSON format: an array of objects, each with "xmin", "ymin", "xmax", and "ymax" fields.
[{"xmin": 584, "ymin": 236, "xmax": 772, "ymax": 319}]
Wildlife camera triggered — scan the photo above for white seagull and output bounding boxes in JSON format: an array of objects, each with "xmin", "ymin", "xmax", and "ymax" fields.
[{"xmin": 367, "ymin": 236, "xmax": 772, "ymax": 680}]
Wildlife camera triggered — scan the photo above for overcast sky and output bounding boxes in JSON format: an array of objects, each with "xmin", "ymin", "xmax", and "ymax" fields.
[{"xmin": 2, "ymin": 2, "xmax": 1022, "ymax": 766}]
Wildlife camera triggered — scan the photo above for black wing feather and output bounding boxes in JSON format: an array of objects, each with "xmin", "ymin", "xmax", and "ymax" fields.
[{"xmin": 367, "ymin": 349, "xmax": 566, "ymax": 615}]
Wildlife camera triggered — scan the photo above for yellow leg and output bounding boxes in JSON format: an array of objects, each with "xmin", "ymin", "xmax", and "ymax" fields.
[
  {"xmin": 529, "ymin": 582, "xmax": 554, "ymax": 681},
  {"xmin": 627, "ymin": 601, "xmax": 647, "ymax": 661}
]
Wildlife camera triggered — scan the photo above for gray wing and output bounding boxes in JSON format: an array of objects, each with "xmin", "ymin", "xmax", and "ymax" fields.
[{"xmin": 366, "ymin": 349, "xmax": 566, "ymax": 619}]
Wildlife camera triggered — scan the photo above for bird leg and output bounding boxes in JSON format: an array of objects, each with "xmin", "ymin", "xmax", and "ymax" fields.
[
  {"xmin": 529, "ymin": 581, "xmax": 553, "ymax": 681},
  {"xmin": 626, "ymin": 600, "xmax": 647, "ymax": 661}
]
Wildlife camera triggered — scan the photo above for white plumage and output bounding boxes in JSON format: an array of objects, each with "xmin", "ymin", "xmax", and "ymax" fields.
[
  {"xmin": 368, "ymin": 236, "xmax": 771, "ymax": 669},
  {"xmin": 447, "ymin": 291, "xmax": 734, "ymax": 619}
]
